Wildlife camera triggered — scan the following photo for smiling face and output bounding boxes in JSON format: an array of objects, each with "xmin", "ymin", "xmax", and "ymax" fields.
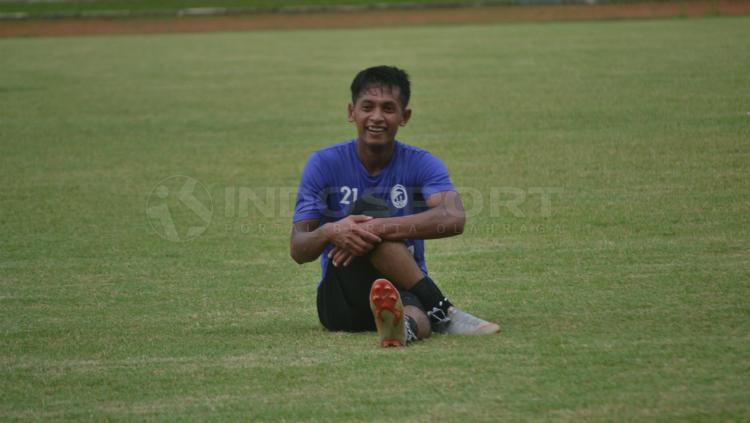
[{"xmin": 348, "ymin": 84, "xmax": 411, "ymax": 152}]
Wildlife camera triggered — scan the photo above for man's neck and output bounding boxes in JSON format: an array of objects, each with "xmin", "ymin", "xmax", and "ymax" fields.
[{"xmin": 356, "ymin": 139, "xmax": 395, "ymax": 176}]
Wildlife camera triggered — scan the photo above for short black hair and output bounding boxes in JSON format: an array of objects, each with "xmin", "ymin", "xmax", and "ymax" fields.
[{"xmin": 350, "ymin": 65, "xmax": 411, "ymax": 108}]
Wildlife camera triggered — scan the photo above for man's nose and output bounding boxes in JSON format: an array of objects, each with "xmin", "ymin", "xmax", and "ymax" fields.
[{"xmin": 369, "ymin": 108, "xmax": 384, "ymax": 122}]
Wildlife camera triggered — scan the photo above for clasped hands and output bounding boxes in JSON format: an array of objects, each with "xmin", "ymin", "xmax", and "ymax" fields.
[{"xmin": 325, "ymin": 215, "xmax": 382, "ymax": 267}]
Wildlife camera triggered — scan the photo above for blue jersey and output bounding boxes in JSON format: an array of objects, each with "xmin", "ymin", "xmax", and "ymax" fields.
[{"xmin": 293, "ymin": 139, "xmax": 455, "ymax": 281}]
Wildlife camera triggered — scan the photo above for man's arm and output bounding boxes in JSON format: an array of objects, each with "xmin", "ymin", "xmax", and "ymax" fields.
[
  {"xmin": 366, "ymin": 190, "xmax": 465, "ymax": 241},
  {"xmin": 290, "ymin": 215, "xmax": 382, "ymax": 265},
  {"xmin": 328, "ymin": 191, "xmax": 465, "ymax": 267}
]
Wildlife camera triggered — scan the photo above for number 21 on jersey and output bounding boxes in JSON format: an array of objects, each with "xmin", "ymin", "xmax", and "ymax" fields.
[{"xmin": 340, "ymin": 186, "xmax": 358, "ymax": 205}]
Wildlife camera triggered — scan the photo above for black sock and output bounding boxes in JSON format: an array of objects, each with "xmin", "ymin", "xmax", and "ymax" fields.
[{"xmin": 409, "ymin": 276, "xmax": 452, "ymax": 314}]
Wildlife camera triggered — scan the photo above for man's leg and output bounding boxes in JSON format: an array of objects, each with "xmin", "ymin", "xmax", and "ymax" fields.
[
  {"xmin": 317, "ymin": 249, "xmax": 430, "ymax": 339},
  {"xmin": 368, "ymin": 241, "xmax": 423, "ymax": 290},
  {"xmin": 369, "ymin": 241, "xmax": 450, "ymax": 319},
  {"xmin": 367, "ymin": 241, "xmax": 434, "ymax": 339},
  {"xmin": 339, "ymin": 196, "xmax": 498, "ymax": 339},
  {"xmin": 367, "ymin": 240, "xmax": 501, "ymax": 336}
]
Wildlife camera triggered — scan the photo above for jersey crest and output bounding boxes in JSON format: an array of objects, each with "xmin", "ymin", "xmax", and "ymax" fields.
[{"xmin": 390, "ymin": 184, "xmax": 408, "ymax": 209}]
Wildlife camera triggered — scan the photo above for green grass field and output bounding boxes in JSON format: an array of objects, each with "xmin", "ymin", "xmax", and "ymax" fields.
[{"xmin": 1, "ymin": 16, "xmax": 749, "ymax": 421}]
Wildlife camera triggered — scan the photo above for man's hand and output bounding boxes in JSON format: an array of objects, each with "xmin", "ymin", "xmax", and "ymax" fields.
[
  {"xmin": 324, "ymin": 215, "xmax": 381, "ymax": 265},
  {"xmin": 328, "ymin": 246, "xmax": 354, "ymax": 268},
  {"xmin": 290, "ymin": 214, "xmax": 381, "ymax": 265},
  {"xmin": 327, "ymin": 216, "xmax": 383, "ymax": 267}
]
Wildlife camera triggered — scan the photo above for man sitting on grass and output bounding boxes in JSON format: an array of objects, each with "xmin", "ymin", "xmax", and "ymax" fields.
[{"xmin": 290, "ymin": 65, "xmax": 499, "ymax": 347}]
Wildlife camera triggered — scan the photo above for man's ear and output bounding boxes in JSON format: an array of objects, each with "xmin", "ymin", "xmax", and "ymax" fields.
[
  {"xmin": 400, "ymin": 108, "xmax": 412, "ymax": 127},
  {"xmin": 347, "ymin": 103, "xmax": 354, "ymax": 122}
]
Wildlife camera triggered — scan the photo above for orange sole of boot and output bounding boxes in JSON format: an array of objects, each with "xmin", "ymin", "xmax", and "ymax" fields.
[{"xmin": 369, "ymin": 278, "xmax": 406, "ymax": 348}]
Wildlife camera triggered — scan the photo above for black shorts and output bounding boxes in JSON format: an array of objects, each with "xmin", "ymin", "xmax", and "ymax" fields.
[{"xmin": 317, "ymin": 255, "xmax": 425, "ymax": 332}]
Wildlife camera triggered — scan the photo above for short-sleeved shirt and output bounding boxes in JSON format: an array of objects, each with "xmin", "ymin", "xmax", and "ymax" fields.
[{"xmin": 293, "ymin": 139, "xmax": 455, "ymax": 282}]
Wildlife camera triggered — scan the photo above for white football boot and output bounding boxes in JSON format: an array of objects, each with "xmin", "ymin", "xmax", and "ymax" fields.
[{"xmin": 433, "ymin": 306, "xmax": 500, "ymax": 335}]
